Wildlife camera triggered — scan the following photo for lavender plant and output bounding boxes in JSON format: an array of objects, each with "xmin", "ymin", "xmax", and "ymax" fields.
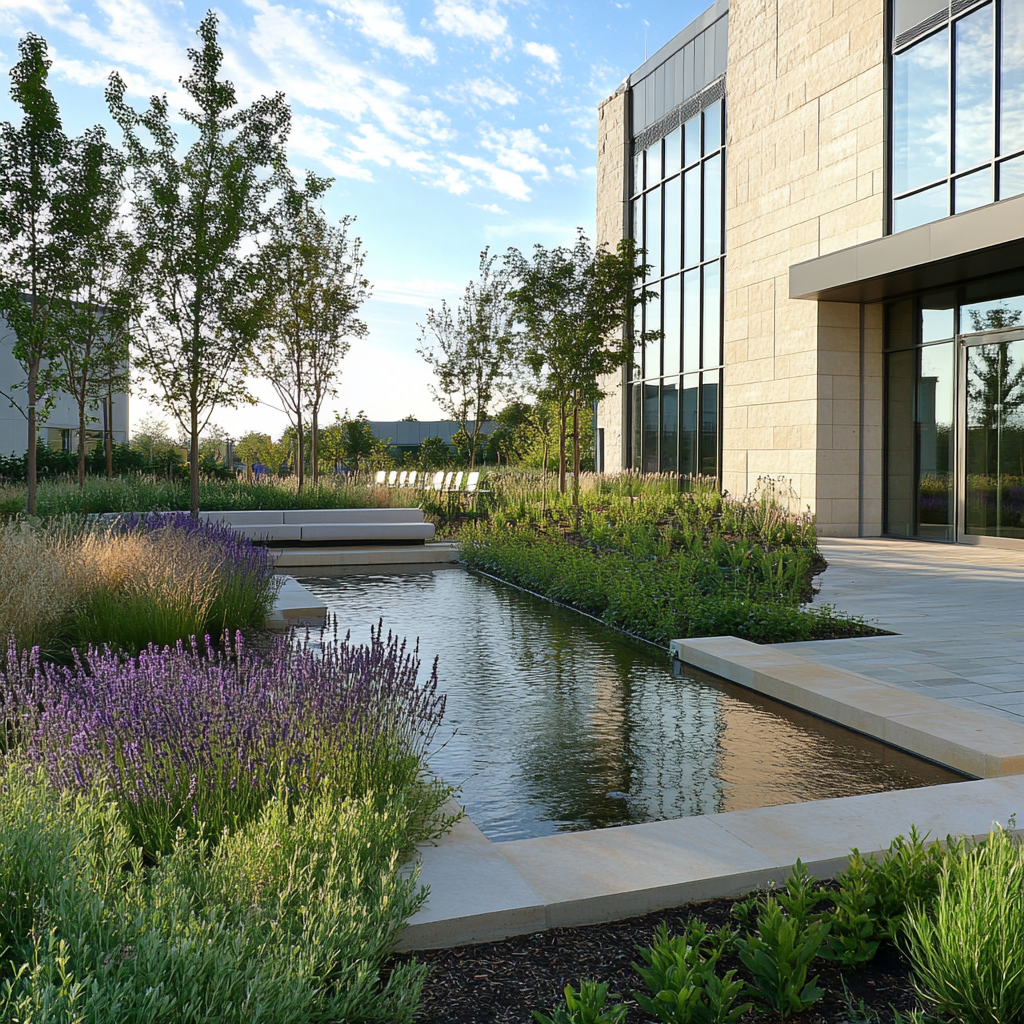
[{"xmin": 1, "ymin": 622, "xmax": 450, "ymax": 855}]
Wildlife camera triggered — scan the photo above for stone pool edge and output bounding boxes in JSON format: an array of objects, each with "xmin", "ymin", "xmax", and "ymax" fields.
[
  {"xmin": 397, "ymin": 776, "xmax": 1024, "ymax": 951},
  {"xmin": 397, "ymin": 635, "xmax": 1024, "ymax": 951},
  {"xmin": 672, "ymin": 636, "xmax": 1024, "ymax": 779}
]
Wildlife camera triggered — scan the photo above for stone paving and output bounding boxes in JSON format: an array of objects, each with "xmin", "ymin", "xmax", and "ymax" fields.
[{"xmin": 775, "ymin": 538, "xmax": 1024, "ymax": 724}]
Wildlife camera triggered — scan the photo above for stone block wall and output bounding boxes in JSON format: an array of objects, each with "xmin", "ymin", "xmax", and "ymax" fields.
[
  {"xmin": 723, "ymin": 0, "xmax": 886, "ymax": 534},
  {"xmin": 595, "ymin": 86, "xmax": 630, "ymax": 471}
]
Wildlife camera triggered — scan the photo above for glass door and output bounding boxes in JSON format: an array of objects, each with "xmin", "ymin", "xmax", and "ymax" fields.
[{"xmin": 962, "ymin": 327, "xmax": 1024, "ymax": 540}]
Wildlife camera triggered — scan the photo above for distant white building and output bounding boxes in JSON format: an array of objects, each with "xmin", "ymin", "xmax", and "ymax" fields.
[{"xmin": 0, "ymin": 316, "xmax": 129, "ymax": 459}]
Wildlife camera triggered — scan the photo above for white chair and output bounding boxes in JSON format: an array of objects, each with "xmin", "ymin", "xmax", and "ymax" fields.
[
  {"xmin": 407, "ymin": 470, "xmax": 418, "ymax": 488},
  {"xmin": 431, "ymin": 470, "xmax": 445, "ymax": 490},
  {"xmin": 374, "ymin": 470, "xmax": 386, "ymax": 485},
  {"xmin": 388, "ymin": 470, "xmax": 398, "ymax": 486},
  {"xmin": 442, "ymin": 471, "xmax": 454, "ymax": 491},
  {"xmin": 398, "ymin": 470, "xmax": 408, "ymax": 487},
  {"xmin": 452, "ymin": 471, "xmax": 464, "ymax": 491},
  {"xmin": 466, "ymin": 471, "xmax": 480, "ymax": 493}
]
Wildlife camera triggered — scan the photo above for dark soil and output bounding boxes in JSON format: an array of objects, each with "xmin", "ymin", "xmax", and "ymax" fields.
[{"xmin": 394, "ymin": 894, "xmax": 928, "ymax": 1024}]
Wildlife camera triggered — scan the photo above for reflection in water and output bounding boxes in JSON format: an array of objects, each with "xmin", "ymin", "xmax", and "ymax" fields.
[{"xmin": 297, "ymin": 566, "xmax": 962, "ymax": 842}]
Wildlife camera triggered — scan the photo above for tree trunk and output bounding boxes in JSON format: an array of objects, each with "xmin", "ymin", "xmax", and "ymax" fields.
[
  {"xmin": 311, "ymin": 405, "xmax": 319, "ymax": 486},
  {"xmin": 105, "ymin": 386, "xmax": 113, "ymax": 478},
  {"xmin": 27, "ymin": 358, "xmax": 38, "ymax": 515},
  {"xmin": 190, "ymin": 407, "xmax": 200, "ymax": 519},
  {"xmin": 78, "ymin": 400, "xmax": 87, "ymax": 488},
  {"xmin": 572, "ymin": 400, "xmax": 580, "ymax": 507},
  {"xmin": 296, "ymin": 406, "xmax": 304, "ymax": 490},
  {"xmin": 557, "ymin": 400, "xmax": 567, "ymax": 495}
]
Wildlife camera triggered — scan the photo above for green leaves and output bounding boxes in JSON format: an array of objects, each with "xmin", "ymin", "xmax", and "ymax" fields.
[
  {"xmin": 107, "ymin": 11, "xmax": 292, "ymax": 515},
  {"xmin": 632, "ymin": 921, "xmax": 750, "ymax": 1024},
  {"xmin": 532, "ymin": 981, "xmax": 628, "ymax": 1024},
  {"xmin": 735, "ymin": 898, "xmax": 829, "ymax": 1017},
  {"xmin": 905, "ymin": 827, "xmax": 1024, "ymax": 1024}
]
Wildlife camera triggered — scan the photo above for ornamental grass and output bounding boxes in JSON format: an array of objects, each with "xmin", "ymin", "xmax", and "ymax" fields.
[{"xmin": 0, "ymin": 513, "xmax": 280, "ymax": 656}]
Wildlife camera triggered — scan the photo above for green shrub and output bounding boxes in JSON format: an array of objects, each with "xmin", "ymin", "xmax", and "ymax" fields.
[
  {"xmin": 905, "ymin": 827, "xmax": 1024, "ymax": 1024},
  {"xmin": 735, "ymin": 898, "xmax": 829, "ymax": 1017},
  {"xmin": 0, "ymin": 766, "xmax": 430, "ymax": 1024},
  {"xmin": 460, "ymin": 528, "xmax": 877, "ymax": 645},
  {"xmin": 632, "ymin": 922, "xmax": 751, "ymax": 1024},
  {"xmin": 839, "ymin": 827, "xmax": 952, "ymax": 944},
  {"xmin": 532, "ymin": 981, "xmax": 628, "ymax": 1024}
]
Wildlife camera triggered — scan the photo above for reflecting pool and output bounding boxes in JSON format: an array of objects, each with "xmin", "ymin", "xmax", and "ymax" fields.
[{"xmin": 293, "ymin": 565, "xmax": 963, "ymax": 842}]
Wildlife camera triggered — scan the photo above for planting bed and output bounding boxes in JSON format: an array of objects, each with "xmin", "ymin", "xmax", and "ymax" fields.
[{"xmin": 397, "ymin": 895, "xmax": 924, "ymax": 1024}]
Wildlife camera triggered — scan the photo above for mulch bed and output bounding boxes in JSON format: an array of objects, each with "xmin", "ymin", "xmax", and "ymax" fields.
[{"xmin": 394, "ymin": 895, "xmax": 929, "ymax": 1023}]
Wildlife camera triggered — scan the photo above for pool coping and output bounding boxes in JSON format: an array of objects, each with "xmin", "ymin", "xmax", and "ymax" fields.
[
  {"xmin": 397, "ymin": 776, "xmax": 1024, "ymax": 950},
  {"xmin": 671, "ymin": 636, "xmax": 1024, "ymax": 779},
  {"xmin": 265, "ymin": 575, "xmax": 327, "ymax": 630},
  {"xmin": 396, "ymin": 634, "xmax": 1024, "ymax": 951}
]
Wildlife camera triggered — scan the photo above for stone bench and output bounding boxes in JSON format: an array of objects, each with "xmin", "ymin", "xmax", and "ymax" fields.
[{"xmin": 198, "ymin": 508, "xmax": 435, "ymax": 545}]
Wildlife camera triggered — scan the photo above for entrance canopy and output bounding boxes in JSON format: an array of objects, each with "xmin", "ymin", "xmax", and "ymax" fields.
[{"xmin": 789, "ymin": 193, "xmax": 1024, "ymax": 304}]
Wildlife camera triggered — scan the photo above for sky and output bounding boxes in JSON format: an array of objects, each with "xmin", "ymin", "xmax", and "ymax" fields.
[{"xmin": 0, "ymin": 0, "xmax": 708, "ymax": 439}]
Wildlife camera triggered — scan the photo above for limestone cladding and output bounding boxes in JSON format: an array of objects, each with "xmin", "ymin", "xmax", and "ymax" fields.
[
  {"xmin": 595, "ymin": 87, "xmax": 629, "ymax": 470},
  {"xmin": 724, "ymin": 0, "xmax": 885, "ymax": 535}
]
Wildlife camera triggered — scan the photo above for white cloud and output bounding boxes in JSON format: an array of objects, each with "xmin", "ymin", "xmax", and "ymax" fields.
[
  {"xmin": 475, "ymin": 203, "xmax": 507, "ymax": 214},
  {"xmin": 523, "ymin": 41, "xmax": 559, "ymax": 68},
  {"xmin": 455, "ymin": 154, "xmax": 530, "ymax": 201},
  {"xmin": 433, "ymin": 0, "xmax": 507, "ymax": 41},
  {"xmin": 442, "ymin": 76, "xmax": 518, "ymax": 108},
  {"xmin": 321, "ymin": 0, "xmax": 435, "ymax": 60},
  {"xmin": 555, "ymin": 163, "xmax": 579, "ymax": 179}
]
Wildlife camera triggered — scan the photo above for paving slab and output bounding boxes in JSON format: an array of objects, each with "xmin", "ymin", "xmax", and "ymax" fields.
[{"xmin": 775, "ymin": 538, "xmax": 1024, "ymax": 723}]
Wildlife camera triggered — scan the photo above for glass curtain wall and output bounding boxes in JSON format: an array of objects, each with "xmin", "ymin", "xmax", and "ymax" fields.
[
  {"xmin": 629, "ymin": 98, "xmax": 725, "ymax": 480},
  {"xmin": 892, "ymin": 0, "xmax": 1024, "ymax": 233},
  {"xmin": 884, "ymin": 270, "xmax": 1024, "ymax": 541}
]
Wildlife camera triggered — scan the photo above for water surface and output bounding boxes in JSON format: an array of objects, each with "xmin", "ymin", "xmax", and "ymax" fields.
[{"xmin": 293, "ymin": 565, "xmax": 962, "ymax": 842}]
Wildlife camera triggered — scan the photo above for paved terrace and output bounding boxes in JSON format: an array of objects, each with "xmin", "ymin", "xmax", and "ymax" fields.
[{"xmin": 775, "ymin": 538, "xmax": 1024, "ymax": 724}]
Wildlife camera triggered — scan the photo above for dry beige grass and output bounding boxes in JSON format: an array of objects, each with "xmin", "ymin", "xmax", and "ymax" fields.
[
  {"xmin": 0, "ymin": 522, "xmax": 228, "ymax": 650},
  {"xmin": 0, "ymin": 522, "xmax": 94, "ymax": 649}
]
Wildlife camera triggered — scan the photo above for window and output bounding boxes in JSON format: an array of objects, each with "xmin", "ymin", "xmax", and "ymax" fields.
[
  {"xmin": 629, "ymin": 96, "xmax": 725, "ymax": 480},
  {"xmin": 891, "ymin": 1, "xmax": 1024, "ymax": 232}
]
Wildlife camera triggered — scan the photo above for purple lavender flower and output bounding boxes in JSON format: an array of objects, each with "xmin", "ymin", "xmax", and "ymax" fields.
[{"xmin": 1, "ymin": 623, "xmax": 446, "ymax": 853}]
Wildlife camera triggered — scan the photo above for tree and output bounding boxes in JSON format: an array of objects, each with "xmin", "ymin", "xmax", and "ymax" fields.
[
  {"xmin": 506, "ymin": 230, "xmax": 651, "ymax": 498},
  {"xmin": 418, "ymin": 249, "xmax": 519, "ymax": 471},
  {"xmin": 262, "ymin": 185, "xmax": 369, "ymax": 489},
  {"xmin": 108, "ymin": 11, "xmax": 291, "ymax": 517},
  {"xmin": 0, "ymin": 35, "xmax": 71, "ymax": 513},
  {"xmin": 130, "ymin": 414, "xmax": 184, "ymax": 475},
  {"xmin": 50, "ymin": 127, "xmax": 130, "ymax": 487}
]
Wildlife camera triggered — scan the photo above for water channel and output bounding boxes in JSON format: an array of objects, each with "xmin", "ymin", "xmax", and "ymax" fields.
[{"xmin": 293, "ymin": 565, "xmax": 963, "ymax": 843}]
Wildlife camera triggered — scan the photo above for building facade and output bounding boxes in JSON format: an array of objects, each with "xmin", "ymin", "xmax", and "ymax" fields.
[
  {"xmin": 0, "ymin": 317, "xmax": 129, "ymax": 459},
  {"xmin": 596, "ymin": 0, "xmax": 1024, "ymax": 548}
]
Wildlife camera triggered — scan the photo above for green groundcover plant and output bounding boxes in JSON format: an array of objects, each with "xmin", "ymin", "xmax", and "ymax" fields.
[
  {"xmin": 456, "ymin": 473, "xmax": 882, "ymax": 645},
  {"xmin": 535, "ymin": 829, "xmax": 1024, "ymax": 1024}
]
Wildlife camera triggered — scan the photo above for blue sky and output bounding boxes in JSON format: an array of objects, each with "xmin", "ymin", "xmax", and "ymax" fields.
[{"xmin": 0, "ymin": 0, "xmax": 707, "ymax": 437}]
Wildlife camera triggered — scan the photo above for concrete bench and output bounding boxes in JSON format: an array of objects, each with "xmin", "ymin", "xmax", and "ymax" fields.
[{"xmin": 201, "ymin": 508, "xmax": 435, "ymax": 545}]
